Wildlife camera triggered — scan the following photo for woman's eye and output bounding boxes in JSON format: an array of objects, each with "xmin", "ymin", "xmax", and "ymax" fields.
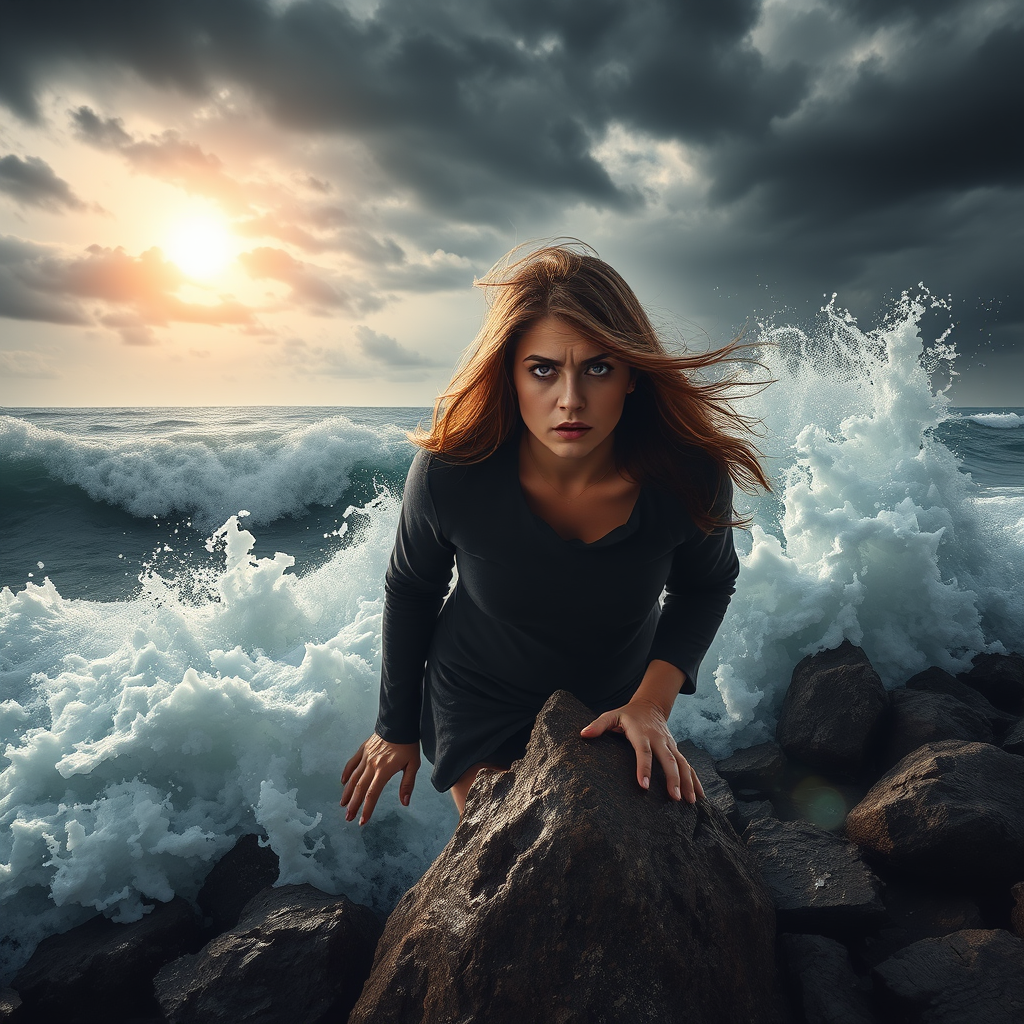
[
  {"xmin": 587, "ymin": 363, "xmax": 611, "ymax": 376},
  {"xmin": 529, "ymin": 365, "xmax": 555, "ymax": 379}
]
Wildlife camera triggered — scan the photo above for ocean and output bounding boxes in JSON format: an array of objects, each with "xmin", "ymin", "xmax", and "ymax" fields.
[{"xmin": 1, "ymin": 295, "xmax": 1022, "ymax": 980}]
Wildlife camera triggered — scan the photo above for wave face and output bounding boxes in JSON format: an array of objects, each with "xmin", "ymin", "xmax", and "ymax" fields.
[{"xmin": 1, "ymin": 299, "xmax": 1022, "ymax": 981}]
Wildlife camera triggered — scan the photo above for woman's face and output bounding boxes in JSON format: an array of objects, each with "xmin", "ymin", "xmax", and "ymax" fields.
[{"xmin": 512, "ymin": 316, "xmax": 634, "ymax": 462}]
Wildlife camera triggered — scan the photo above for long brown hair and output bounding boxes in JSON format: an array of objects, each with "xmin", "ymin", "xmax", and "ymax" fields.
[{"xmin": 412, "ymin": 240, "xmax": 771, "ymax": 532}]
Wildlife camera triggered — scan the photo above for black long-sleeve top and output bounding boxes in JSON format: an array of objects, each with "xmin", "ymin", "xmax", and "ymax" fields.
[{"xmin": 375, "ymin": 441, "xmax": 740, "ymax": 792}]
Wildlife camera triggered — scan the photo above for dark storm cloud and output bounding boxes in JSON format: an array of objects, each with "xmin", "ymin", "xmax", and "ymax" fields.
[
  {"xmin": 0, "ymin": 154, "xmax": 88, "ymax": 212},
  {"xmin": 0, "ymin": 0, "xmax": 798, "ymax": 218},
  {"xmin": 0, "ymin": 235, "xmax": 255, "ymax": 341},
  {"xmin": 1, "ymin": 0, "xmax": 1021, "ymax": 365}
]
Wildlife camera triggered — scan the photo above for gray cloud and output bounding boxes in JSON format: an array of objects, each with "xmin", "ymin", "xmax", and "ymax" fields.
[
  {"xmin": 0, "ymin": 154, "xmax": 88, "ymax": 212},
  {"xmin": 0, "ymin": 235, "xmax": 257, "ymax": 342},
  {"xmin": 356, "ymin": 325, "xmax": 438, "ymax": 367}
]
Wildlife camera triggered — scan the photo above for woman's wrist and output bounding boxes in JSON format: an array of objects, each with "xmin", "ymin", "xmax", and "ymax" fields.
[{"xmin": 631, "ymin": 659, "xmax": 686, "ymax": 720}]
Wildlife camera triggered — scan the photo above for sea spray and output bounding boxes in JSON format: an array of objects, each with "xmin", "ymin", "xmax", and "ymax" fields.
[
  {"xmin": 674, "ymin": 291, "xmax": 1023, "ymax": 754},
  {"xmin": 1, "ymin": 296, "xmax": 1022, "ymax": 983}
]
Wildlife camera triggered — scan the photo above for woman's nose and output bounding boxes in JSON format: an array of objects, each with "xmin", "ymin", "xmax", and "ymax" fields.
[{"xmin": 558, "ymin": 374, "xmax": 585, "ymax": 412}]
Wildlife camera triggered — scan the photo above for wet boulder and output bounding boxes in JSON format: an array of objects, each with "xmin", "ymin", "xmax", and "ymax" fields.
[
  {"xmin": 957, "ymin": 652, "xmax": 1024, "ymax": 714},
  {"xmin": 845, "ymin": 740, "xmax": 1024, "ymax": 888},
  {"xmin": 196, "ymin": 833, "xmax": 280, "ymax": 934},
  {"xmin": 776, "ymin": 642, "xmax": 889, "ymax": 780},
  {"xmin": 872, "ymin": 928, "xmax": 1024, "ymax": 1024},
  {"xmin": 860, "ymin": 879, "xmax": 984, "ymax": 969},
  {"xmin": 349, "ymin": 690, "xmax": 787, "ymax": 1024},
  {"xmin": 11, "ymin": 897, "xmax": 203, "ymax": 1024},
  {"xmin": 879, "ymin": 689, "xmax": 992, "ymax": 772},
  {"xmin": 778, "ymin": 933, "xmax": 875, "ymax": 1024},
  {"xmin": 716, "ymin": 741, "xmax": 786, "ymax": 797},
  {"xmin": 154, "ymin": 884, "xmax": 380, "ymax": 1024},
  {"xmin": 905, "ymin": 667, "xmax": 1017, "ymax": 738},
  {"xmin": 745, "ymin": 817, "xmax": 884, "ymax": 937},
  {"xmin": 1002, "ymin": 717, "xmax": 1024, "ymax": 756},
  {"xmin": 736, "ymin": 798, "xmax": 777, "ymax": 835}
]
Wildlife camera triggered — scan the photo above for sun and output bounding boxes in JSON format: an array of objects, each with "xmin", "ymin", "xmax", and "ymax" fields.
[{"xmin": 165, "ymin": 216, "xmax": 232, "ymax": 278}]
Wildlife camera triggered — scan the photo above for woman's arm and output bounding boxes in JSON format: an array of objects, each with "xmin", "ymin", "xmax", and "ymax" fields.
[
  {"xmin": 581, "ymin": 472, "xmax": 739, "ymax": 802},
  {"xmin": 341, "ymin": 451, "xmax": 455, "ymax": 824}
]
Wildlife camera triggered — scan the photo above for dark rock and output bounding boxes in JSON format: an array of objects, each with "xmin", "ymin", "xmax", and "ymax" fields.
[
  {"xmin": 745, "ymin": 817, "xmax": 884, "ymax": 936},
  {"xmin": 0, "ymin": 988, "xmax": 22, "ymax": 1023},
  {"xmin": 776, "ymin": 642, "xmax": 889, "ymax": 780},
  {"xmin": 872, "ymin": 928, "xmax": 1024, "ymax": 1024},
  {"xmin": 1003, "ymin": 717, "xmax": 1024, "ymax": 756},
  {"xmin": 1012, "ymin": 883, "xmax": 1024, "ymax": 940},
  {"xmin": 736, "ymin": 799, "xmax": 777, "ymax": 834},
  {"xmin": 10, "ymin": 897, "xmax": 202, "ymax": 1024},
  {"xmin": 677, "ymin": 739, "xmax": 738, "ymax": 828},
  {"xmin": 845, "ymin": 740, "xmax": 1024, "ymax": 888},
  {"xmin": 196, "ymin": 833, "xmax": 279, "ymax": 933},
  {"xmin": 957, "ymin": 652, "xmax": 1024, "ymax": 714},
  {"xmin": 880, "ymin": 689, "xmax": 992, "ymax": 772},
  {"xmin": 717, "ymin": 741, "xmax": 787, "ymax": 795},
  {"xmin": 779, "ymin": 933, "xmax": 875, "ymax": 1024},
  {"xmin": 859, "ymin": 879, "xmax": 984, "ymax": 968},
  {"xmin": 350, "ymin": 690, "xmax": 787, "ymax": 1024},
  {"xmin": 154, "ymin": 883, "xmax": 381, "ymax": 1024},
  {"xmin": 905, "ymin": 667, "xmax": 1017, "ymax": 737}
]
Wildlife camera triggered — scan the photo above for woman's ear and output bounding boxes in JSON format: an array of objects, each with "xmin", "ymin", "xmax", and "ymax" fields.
[{"xmin": 627, "ymin": 370, "xmax": 637, "ymax": 394}]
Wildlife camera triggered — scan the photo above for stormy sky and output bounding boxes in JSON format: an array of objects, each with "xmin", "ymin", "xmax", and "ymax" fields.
[{"xmin": 0, "ymin": 0, "xmax": 1020, "ymax": 406}]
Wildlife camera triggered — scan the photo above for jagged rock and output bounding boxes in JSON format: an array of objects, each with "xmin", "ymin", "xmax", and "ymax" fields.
[
  {"xmin": 872, "ymin": 928, "xmax": 1024, "ymax": 1024},
  {"xmin": 779, "ymin": 933, "xmax": 875, "ymax": 1024},
  {"xmin": 736, "ymin": 799, "xmax": 777, "ymax": 834},
  {"xmin": 350, "ymin": 690, "xmax": 787, "ymax": 1024},
  {"xmin": 0, "ymin": 988, "xmax": 22, "ymax": 1023},
  {"xmin": 880, "ymin": 689, "xmax": 992, "ymax": 771},
  {"xmin": 745, "ymin": 818, "xmax": 884, "ymax": 936},
  {"xmin": 1012, "ymin": 883, "xmax": 1024, "ymax": 940},
  {"xmin": 197, "ymin": 833, "xmax": 280, "ymax": 933},
  {"xmin": 905, "ymin": 667, "xmax": 1017, "ymax": 737},
  {"xmin": 154, "ymin": 884, "xmax": 380, "ymax": 1024},
  {"xmin": 860, "ymin": 879, "xmax": 984, "ymax": 968},
  {"xmin": 776, "ymin": 642, "xmax": 889, "ymax": 780},
  {"xmin": 717, "ymin": 741, "xmax": 786, "ymax": 796},
  {"xmin": 957, "ymin": 652, "xmax": 1024, "ymax": 714},
  {"xmin": 845, "ymin": 740, "xmax": 1024, "ymax": 888},
  {"xmin": 10, "ymin": 897, "xmax": 202, "ymax": 1024},
  {"xmin": 677, "ymin": 739, "xmax": 738, "ymax": 828},
  {"xmin": 1002, "ymin": 717, "xmax": 1024, "ymax": 756}
]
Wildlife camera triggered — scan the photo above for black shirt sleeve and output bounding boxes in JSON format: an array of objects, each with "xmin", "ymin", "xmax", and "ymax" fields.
[
  {"xmin": 374, "ymin": 451, "xmax": 455, "ymax": 744},
  {"xmin": 646, "ymin": 473, "xmax": 740, "ymax": 694}
]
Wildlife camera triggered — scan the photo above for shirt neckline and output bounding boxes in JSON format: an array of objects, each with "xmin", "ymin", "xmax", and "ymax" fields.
[{"xmin": 505, "ymin": 439, "xmax": 644, "ymax": 549}]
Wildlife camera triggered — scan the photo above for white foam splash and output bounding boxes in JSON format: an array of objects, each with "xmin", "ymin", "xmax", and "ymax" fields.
[{"xmin": 966, "ymin": 412, "xmax": 1023, "ymax": 429}]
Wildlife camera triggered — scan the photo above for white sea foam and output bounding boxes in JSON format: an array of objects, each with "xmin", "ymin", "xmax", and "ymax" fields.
[
  {"xmin": 0, "ymin": 413, "xmax": 411, "ymax": 530},
  {"xmin": 966, "ymin": 412, "xmax": 1024, "ymax": 429},
  {"xmin": 0, "ymin": 499, "xmax": 458, "ymax": 980},
  {"xmin": 1, "ymin": 293, "xmax": 1022, "ymax": 981}
]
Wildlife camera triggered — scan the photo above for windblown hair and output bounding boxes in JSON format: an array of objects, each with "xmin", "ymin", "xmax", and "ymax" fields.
[{"xmin": 412, "ymin": 240, "xmax": 771, "ymax": 532}]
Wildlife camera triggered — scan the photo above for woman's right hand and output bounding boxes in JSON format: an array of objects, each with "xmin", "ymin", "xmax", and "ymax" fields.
[{"xmin": 340, "ymin": 734, "xmax": 420, "ymax": 826}]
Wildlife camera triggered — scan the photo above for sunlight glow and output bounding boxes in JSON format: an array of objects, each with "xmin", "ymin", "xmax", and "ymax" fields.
[{"xmin": 165, "ymin": 216, "xmax": 232, "ymax": 278}]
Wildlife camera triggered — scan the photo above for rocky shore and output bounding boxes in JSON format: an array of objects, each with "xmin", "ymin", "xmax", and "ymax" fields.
[{"xmin": 3, "ymin": 645, "xmax": 1023, "ymax": 1024}]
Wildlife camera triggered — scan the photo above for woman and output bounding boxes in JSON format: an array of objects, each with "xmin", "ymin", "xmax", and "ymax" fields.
[{"xmin": 341, "ymin": 241, "xmax": 769, "ymax": 824}]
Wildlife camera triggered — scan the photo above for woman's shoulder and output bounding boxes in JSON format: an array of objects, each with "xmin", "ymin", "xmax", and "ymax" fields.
[{"xmin": 407, "ymin": 442, "xmax": 513, "ymax": 505}]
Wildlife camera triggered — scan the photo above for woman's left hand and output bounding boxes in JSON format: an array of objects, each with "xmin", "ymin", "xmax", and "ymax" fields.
[{"xmin": 579, "ymin": 660, "xmax": 705, "ymax": 803}]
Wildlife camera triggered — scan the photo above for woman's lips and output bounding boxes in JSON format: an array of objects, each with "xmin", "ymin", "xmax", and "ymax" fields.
[{"xmin": 553, "ymin": 423, "xmax": 591, "ymax": 440}]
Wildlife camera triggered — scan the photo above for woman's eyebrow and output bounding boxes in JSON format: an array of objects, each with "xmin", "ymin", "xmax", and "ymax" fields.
[{"xmin": 521, "ymin": 353, "xmax": 613, "ymax": 365}]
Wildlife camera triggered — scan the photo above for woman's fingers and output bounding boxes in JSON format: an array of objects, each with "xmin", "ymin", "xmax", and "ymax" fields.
[
  {"xmin": 579, "ymin": 710, "xmax": 622, "ymax": 737},
  {"xmin": 655, "ymin": 741, "xmax": 684, "ymax": 801},
  {"xmin": 399, "ymin": 760, "xmax": 419, "ymax": 807}
]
